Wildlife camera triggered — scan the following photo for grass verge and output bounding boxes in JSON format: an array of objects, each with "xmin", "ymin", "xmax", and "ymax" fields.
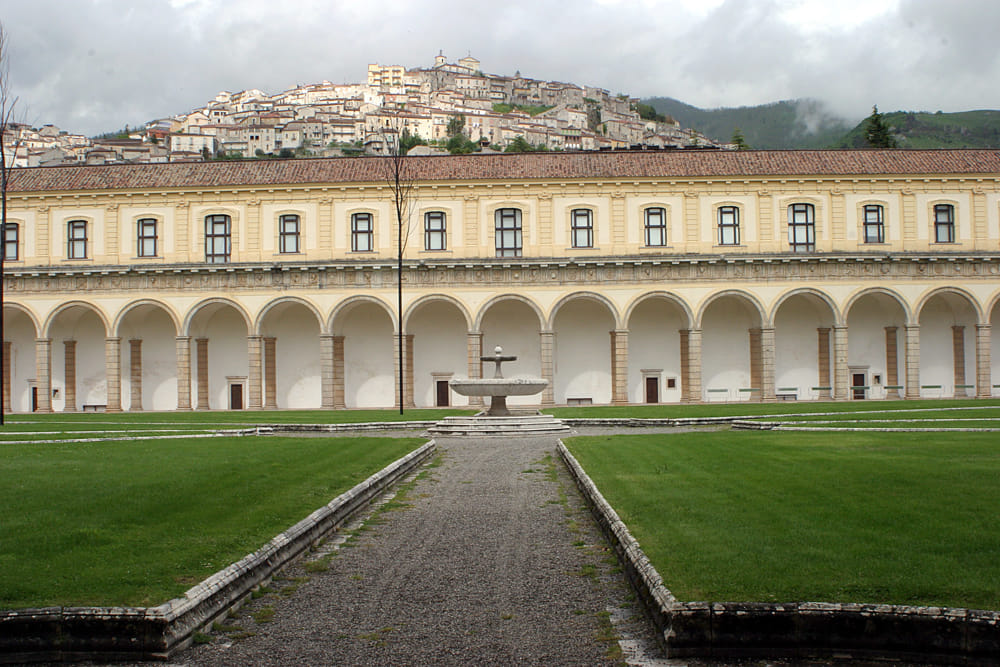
[
  {"xmin": 0, "ymin": 435, "xmax": 423, "ymax": 609},
  {"xmin": 565, "ymin": 430, "xmax": 1000, "ymax": 610}
]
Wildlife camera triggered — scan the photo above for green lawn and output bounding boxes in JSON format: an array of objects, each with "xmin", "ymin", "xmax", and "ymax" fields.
[
  {"xmin": 548, "ymin": 397, "xmax": 1000, "ymax": 419},
  {"xmin": 0, "ymin": 435, "xmax": 423, "ymax": 609},
  {"xmin": 565, "ymin": 430, "xmax": 1000, "ymax": 610}
]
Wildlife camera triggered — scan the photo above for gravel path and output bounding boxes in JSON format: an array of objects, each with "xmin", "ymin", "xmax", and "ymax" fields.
[{"xmin": 178, "ymin": 434, "xmax": 662, "ymax": 666}]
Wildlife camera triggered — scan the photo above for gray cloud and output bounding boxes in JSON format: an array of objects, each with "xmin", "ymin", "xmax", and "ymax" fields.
[{"xmin": 1, "ymin": 0, "xmax": 997, "ymax": 136}]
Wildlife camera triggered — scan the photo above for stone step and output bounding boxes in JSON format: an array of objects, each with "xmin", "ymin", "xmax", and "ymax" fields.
[{"xmin": 428, "ymin": 414, "xmax": 570, "ymax": 436}]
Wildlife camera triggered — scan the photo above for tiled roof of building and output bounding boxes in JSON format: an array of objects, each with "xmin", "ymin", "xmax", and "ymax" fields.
[{"xmin": 7, "ymin": 149, "xmax": 1000, "ymax": 194}]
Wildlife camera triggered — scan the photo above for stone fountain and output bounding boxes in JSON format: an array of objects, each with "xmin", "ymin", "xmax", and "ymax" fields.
[{"xmin": 429, "ymin": 346, "xmax": 568, "ymax": 436}]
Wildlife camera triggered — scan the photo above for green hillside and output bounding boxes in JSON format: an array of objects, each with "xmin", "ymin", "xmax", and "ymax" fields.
[
  {"xmin": 643, "ymin": 97, "xmax": 851, "ymax": 149},
  {"xmin": 643, "ymin": 97, "xmax": 1000, "ymax": 150},
  {"xmin": 838, "ymin": 110, "xmax": 1000, "ymax": 149}
]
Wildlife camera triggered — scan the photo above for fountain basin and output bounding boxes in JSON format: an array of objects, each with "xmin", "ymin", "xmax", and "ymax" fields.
[{"xmin": 449, "ymin": 378, "xmax": 549, "ymax": 397}]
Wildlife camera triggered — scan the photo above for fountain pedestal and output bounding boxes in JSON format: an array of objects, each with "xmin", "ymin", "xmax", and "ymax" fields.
[{"xmin": 448, "ymin": 346, "xmax": 548, "ymax": 416}]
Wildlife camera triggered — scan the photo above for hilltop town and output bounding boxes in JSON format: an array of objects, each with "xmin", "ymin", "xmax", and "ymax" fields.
[{"xmin": 3, "ymin": 53, "xmax": 721, "ymax": 167}]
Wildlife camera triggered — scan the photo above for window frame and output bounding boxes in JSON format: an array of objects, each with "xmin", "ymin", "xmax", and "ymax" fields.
[
  {"xmin": 717, "ymin": 205, "xmax": 740, "ymax": 245},
  {"xmin": 204, "ymin": 214, "xmax": 232, "ymax": 264},
  {"xmin": 933, "ymin": 203, "xmax": 955, "ymax": 244},
  {"xmin": 787, "ymin": 203, "xmax": 816, "ymax": 253},
  {"xmin": 2, "ymin": 222, "xmax": 19, "ymax": 261},
  {"xmin": 278, "ymin": 214, "xmax": 301, "ymax": 254},
  {"xmin": 67, "ymin": 219, "xmax": 88, "ymax": 259},
  {"xmin": 643, "ymin": 207, "xmax": 667, "ymax": 247},
  {"xmin": 862, "ymin": 204, "xmax": 885, "ymax": 244},
  {"xmin": 495, "ymin": 207, "xmax": 522, "ymax": 258},
  {"xmin": 570, "ymin": 208, "xmax": 594, "ymax": 248},
  {"xmin": 424, "ymin": 211, "xmax": 447, "ymax": 251},
  {"xmin": 136, "ymin": 217, "xmax": 158, "ymax": 257},
  {"xmin": 351, "ymin": 212, "xmax": 374, "ymax": 252}
]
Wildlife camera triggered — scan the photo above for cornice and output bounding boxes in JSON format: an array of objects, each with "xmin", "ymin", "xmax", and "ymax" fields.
[{"xmin": 5, "ymin": 252, "xmax": 1000, "ymax": 296}]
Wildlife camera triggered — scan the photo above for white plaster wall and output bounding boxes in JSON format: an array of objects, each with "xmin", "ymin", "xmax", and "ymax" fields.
[
  {"xmin": 340, "ymin": 304, "xmax": 394, "ymax": 408},
  {"xmin": 701, "ymin": 299, "xmax": 753, "ymax": 399},
  {"xmin": 553, "ymin": 300, "xmax": 613, "ymax": 404},
  {"xmin": 409, "ymin": 301, "xmax": 469, "ymax": 407},
  {"xmin": 119, "ymin": 307, "xmax": 177, "ymax": 411},
  {"xmin": 5, "ymin": 311, "xmax": 36, "ymax": 412},
  {"xmin": 774, "ymin": 295, "xmax": 834, "ymax": 398},
  {"xmin": 846, "ymin": 295, "xmax": 905, "ymax": 399},
  {"xmin": 627, "ymin": 299, "xmax": 685, "ymax": 403},
  {"xmin": 480, "ymin": 300, "xmax": 541, "ymax": 407},
  {"xmin": 264, "ymin": 305, "xmax": 321, "ymax": 409},
  {"xmin": 199, "ymin": 308, "xmax": 248, "ymax": 409},
  {"xmin": 992, "ymin": 304, "xmax": 1000, "ymax": 396},
  {"xmin": 919, "ymin": 296, "xmax": 976, "ymax": 397},
  {"xmin": 49, "ymin": 310, "xmax": 106, "ymax": 411}
]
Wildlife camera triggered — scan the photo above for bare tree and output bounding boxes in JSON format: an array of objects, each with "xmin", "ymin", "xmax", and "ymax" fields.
[
  {"xmin": 0, "ymin": 22, "xmax": 23, "ymax": 425},
  {"xmin": 375, "ymin": 115, "xmax": 416, "ymax": 414}
]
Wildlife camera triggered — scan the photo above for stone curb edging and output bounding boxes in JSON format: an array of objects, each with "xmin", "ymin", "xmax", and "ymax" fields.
[
  {"xmin": 0, "ymin": 440, "xmax": 437, "ymax": 664},
  {"xmin": 557, "ymin": 440, "xmax": 1000, "ymax": 664}
]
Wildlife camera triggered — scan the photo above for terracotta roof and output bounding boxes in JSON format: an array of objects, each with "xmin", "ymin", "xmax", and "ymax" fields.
[{"xmin": 6, "ymin": 149, "xmax": 1000, "ymax": 194}]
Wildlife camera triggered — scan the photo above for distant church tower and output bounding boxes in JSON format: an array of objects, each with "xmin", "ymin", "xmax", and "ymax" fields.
[{"xmin": 434, "ymin": 50, "xmax": 447, "ymax": 68}]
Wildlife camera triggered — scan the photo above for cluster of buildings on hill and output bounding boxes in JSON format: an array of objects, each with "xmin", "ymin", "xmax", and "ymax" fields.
[{"xmin": 2, "ymin": 53, "xmax": 718, "ymax": 168}]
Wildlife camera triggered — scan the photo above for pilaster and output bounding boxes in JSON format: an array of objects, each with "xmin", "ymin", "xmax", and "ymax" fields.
[
  {"xmin": 952, "ymin": 326, "xmax": 966, "ymax": 396},
  {"xmin": 760, "ymin": 327, "xmax": 776, "ymax": 402},
  {"xmin": 817, "ymin": 327, "xmax": 831, "ymax": 400},
  {"xmin": 129, "ymin": 339, "xmax": 143, "ymax": 411},
  {"xmin": 904, "ymin": 325, "xmax": 920, "ymax": 399},
  {"xmin": 333, "ymin": 335, "xmax": 345, "ymax": 409},
  {"xmin": 196, "ymin": 338, "xmax": 209, "ymax": 410},
  {"xmin": 832, "ymin": 326, "xmax": 849, "ymax": 400},
  {"xmin": 320, "ymin": 334, "xmax": 335, "ymax": 409},
  {"xmin": 611, "ymin": 329, "xmax": 629, "ymax": 405},
  {"xmin": 884, "ymin": 327, "xmax": 900, "ymax": 399},
  {"xmin": 540, "ymin": 330, "xmax": 555, "ymax": 407},
  {"xmin": 105, "ymin": 337, "xmax": 122, "ymax": 412},
  {"xmin": 176, "ymin": 336, "xmax": 192, "ymax": 410},
  {"xmin": 467, "ymin": 332, "xmax": 483, "ymax": 407},
  {"xmin": 247, "ymin": 335, "xmax": 263, "ymax": 409},
  {"xmin": 35, "ymin": 338, "xmax": 52, "ymax": 413},
  {"xmin": 976, "ymin": 324, "xmax": 992, "ymax": 399},
  {"xmin": 263, "ymin": 337, "xmax": 277, "ymax": 409},
  {"xmin": 684, "ymin": 329, "xmax": 702, "ymax": 403},
  {"xmin": 63, "ymin": 340, "xmax": 77, "ymax": 412},
  {"xmin": 610, "ymin": 191, "xmax": 626, "ymax": 247},
  {"xmin": 2, "ymin": 341, "xmax": 11, "ymax": 413}
]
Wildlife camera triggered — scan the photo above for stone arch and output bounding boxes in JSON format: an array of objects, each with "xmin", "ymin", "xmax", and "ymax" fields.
[
  {"xmin": 843, "ymin": 287, "xmax": 913, "ymax": 326},
  {"xmin": 329, "ymin": 295, "xmax": 396, "ymax": 333},
  {"xmin": 2, "ymin": 301, "xmax": 41, "ymax": 336},
  {"xmin": 914, "ymin": 286, "xmax": 985, "ymax": 325},
  {"xmin": 694, "ymin": 289, "xmax": 766, "ymax": 329},
  {"xmin": 473, "ymin": 294, "xmax": 545, "ymax": 333},
  {"xmin": 113, "ymin": 299, "xmax": 181, "ymax": 337},
  {"xmin": 769, "ymin": 287, "xmax": 842, "ymax": 327},
  {"xmin": 546, "ymin": 290, "xmax": 621, "ymax": 330},
  {"xmin": 403, "ymin": 293, "xmax": 473, "ymax": 332},
  {"xmin": 623, "ymin": 290, "xmax": 694, "ymax": 328},
  {"xmin": 254, "ymin": 296, "xmax": 324, "ymax": 336},
  {"xmin": 42, "ymin": 300, "xmax": 112, "ymax": 338},
  {"xmin": 183, "ymin": 297, "xmax": 252, "ymax": 337}
]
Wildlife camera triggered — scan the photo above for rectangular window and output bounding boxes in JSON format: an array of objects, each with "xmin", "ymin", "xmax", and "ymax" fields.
[
  {"xmin": 495, "ymin": 208, "xmax": 522, "ymax": 257},
  {"xmin": 788, "ymin": 203, "xmax": 815, "ymax": 252},
  {"xmin": 67, "ymin": 219, "xmax": 88, "ymax": 259},
  {"xmin": 279, "ymin": 214, "xmax": 300, "ymax": 253},
  {"xmin": 934, "ymin": 204, "xmax": 955, "ymax": 243},
  {"xmin": 205, "ymin": 214, "xmax": 231, "ymax": 263},
  {"xmin": 862, "ymin": 205, "xmax": 884, "ymax": 244},
  {"xmin": 351, "ymin": 212, "xmax": 373, "ymax": 252},
  {"xmin": 644, "ymin": 207, "xmax": 666, "ymax": 247},
  {"xmin": 718, "ymin": 206, "xmax": 740, "ymax": 245},
  {"xmin": 137, "ymin": 218, "xmax": 158, "ymax": 257},
  {"xmin": 424, "ymin": 211, "xmax": 446, "ymax": 251},
  {"xmin": 571, "ymin": 209, "xmax": 593, "ymax": 248},
  {"xmin": 2, "ymin": 222, "xmax": 18, "ymax": 261}
]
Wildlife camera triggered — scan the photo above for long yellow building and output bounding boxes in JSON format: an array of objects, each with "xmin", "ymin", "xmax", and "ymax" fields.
[{"xmin": 3, "ymin": 149, "xmax": 999, "ymax": 413}]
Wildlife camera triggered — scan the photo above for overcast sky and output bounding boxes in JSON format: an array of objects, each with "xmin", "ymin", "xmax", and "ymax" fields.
[{"xmin": 2, "ymin": 0, "xmax": 998, "ymax": 137}]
